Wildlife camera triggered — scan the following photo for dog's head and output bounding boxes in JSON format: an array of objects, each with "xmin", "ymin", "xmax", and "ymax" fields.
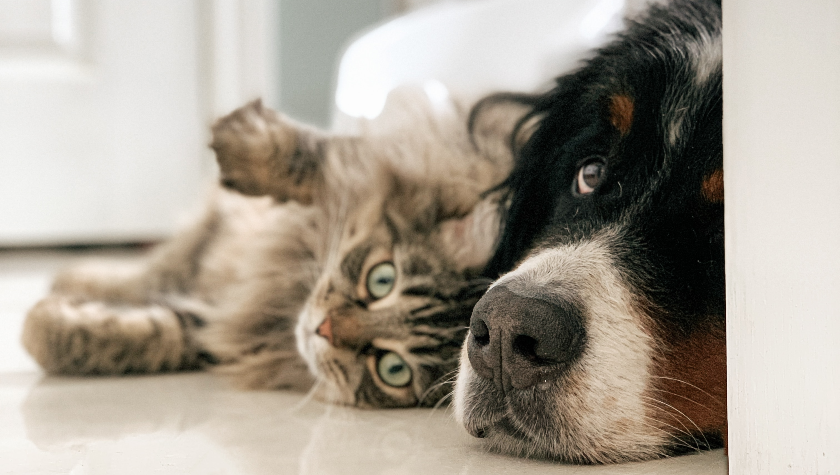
[{"xmin": 454, "ymin": 0, "xmax": 724, "ymax": 463}]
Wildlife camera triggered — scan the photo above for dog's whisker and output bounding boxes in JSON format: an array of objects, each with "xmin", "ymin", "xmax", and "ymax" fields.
[
  {"xmin": 419, "ymin": 370, "xmax": 459, "ymax": 406},
  {"xmin": 648, "ymin": 386, "xmax": 714, "ymax": 412},
  {"xmin": 642, "ymin": 401, "xmax": 700, "ymax": 440},
  {"xmin": 639, "ymin": 415, "xmax": 703, "ymax": 454},
  {"xmin": 423, "ymin": 369, "xmax": 459, "ymax": 393},
  {"xmin": 649, "ymin": 376, "xmax": 724, "ymax": 405},
  {"xmin": 636, "ymin": 419, "xmax": 701, "ymax": 453},
  {"xmin": 424, "ymin": 389, "xmax": 454, "ymax": 409},
  {"xmin": 431, "ymin": 391, "xmax": 454, "ymax": 412},
  {"xmin": 642, "ymin": 396, "xmax": 710, "ymax": 450},
  {"xmin": 638, "ymin": 403, "xmax": 698, "ymax": 442}
]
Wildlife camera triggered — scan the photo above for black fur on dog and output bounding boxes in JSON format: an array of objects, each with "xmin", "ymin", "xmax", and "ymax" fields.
[{"xmin": 455, "ymin": 0, "xmax": 725, "ymax": 463}]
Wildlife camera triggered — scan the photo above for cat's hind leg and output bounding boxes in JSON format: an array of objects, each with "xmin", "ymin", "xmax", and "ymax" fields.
[
  {"xmin": 22, "ymin": 210, "xmax": 222, "ymax": 375},
  {"xmin": 23, "ymin": 296, "xmax": 206, "ymax": 374}
]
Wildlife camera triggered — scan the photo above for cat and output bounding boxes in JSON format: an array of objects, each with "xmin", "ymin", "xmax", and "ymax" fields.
[{"xmin": 22, "ymin": 87, "xmax": 519, "ymax": 407}]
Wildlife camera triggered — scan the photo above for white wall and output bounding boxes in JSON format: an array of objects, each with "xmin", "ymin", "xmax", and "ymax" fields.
[{"xmin": 724, "ymin": 1, "xmax": 840, "ymax": 473}]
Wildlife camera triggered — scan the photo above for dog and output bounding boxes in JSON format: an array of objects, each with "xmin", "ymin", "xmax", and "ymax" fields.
[{"xmin": 454, "ymin": 0, "xmax": 724, "ymax": 463}]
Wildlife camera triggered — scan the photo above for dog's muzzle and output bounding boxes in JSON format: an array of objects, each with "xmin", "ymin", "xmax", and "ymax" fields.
[{"xmin": 467, "ymin": 285, "xmax": 586, "ymax": 393}]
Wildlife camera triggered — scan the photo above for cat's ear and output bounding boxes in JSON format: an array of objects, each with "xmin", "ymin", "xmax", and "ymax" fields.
[
  {"xmin": 211, "ymin": 100, "xmax": 326, "ymax": 205},
  {"xmin": 436, "ymin": 196, "xmax": 501, "ymax": 273}
]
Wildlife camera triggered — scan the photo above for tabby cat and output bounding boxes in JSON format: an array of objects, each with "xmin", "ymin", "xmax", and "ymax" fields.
[{"xmin": 23, "ymin": 88, "xmax": 517, "ymax": 407}]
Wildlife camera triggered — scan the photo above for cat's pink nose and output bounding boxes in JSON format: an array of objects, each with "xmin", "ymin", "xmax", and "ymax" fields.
[{"xmin": 316, "ymin": 318, "xmax": 333, "ymax": 344}]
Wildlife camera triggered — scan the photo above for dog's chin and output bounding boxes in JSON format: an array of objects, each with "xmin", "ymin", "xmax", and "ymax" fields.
[{"xmin": 454, "ymin": 343, "xmax": 672, "ymax": 464}]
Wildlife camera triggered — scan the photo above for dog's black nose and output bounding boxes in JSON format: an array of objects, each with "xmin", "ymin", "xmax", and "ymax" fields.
[{"xmin": 467, "ymin": 285, "xmax": 585, "ymax": 390}]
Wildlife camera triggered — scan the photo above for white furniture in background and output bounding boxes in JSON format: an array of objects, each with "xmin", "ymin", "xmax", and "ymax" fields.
[
  {"xmin": 0, "ymin": 0, "xmax": 278, "ymax": 246},
  {"xmin": 331, "ymin": 0, "xmax": 629, "ymax": 131}
]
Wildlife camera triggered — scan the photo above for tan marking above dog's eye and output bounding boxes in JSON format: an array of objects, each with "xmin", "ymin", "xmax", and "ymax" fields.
[
  {"xmin": 609, "ymin": 94, "xmax": 634, "ymax": 136},
  {"xmin": 702, "ymin": 169, "xmax": 724, "ymax": 203}
]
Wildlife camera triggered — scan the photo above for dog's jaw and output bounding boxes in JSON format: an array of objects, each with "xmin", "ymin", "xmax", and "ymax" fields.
[{"xmin": 455, "ymin": 231, "xmax": 676, "ymax": 463}]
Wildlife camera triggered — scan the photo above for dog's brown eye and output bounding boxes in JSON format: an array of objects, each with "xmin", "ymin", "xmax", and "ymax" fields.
[{"xmin": 575, "ymin": 159, "xmax": 606, "ymax": 195}]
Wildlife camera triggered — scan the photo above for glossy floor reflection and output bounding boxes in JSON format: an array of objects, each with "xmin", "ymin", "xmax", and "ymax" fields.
[{"xmin": 1, "ymin": 249, "xmax": 727, "ymax": 474}]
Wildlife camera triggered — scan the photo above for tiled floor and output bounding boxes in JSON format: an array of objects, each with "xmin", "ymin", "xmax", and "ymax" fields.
[{"xmin": 0, "ymin": 249, "xmax": 727, "ymax": 474}]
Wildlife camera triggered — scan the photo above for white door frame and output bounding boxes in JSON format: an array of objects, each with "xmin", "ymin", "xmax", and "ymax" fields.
[
  {"xmin": 0, "ymin": 0, "xmax": 278, "ymax": 246},
  {"xmin": 725, "ymin": 0, "xmax": 840, "ymax": 473},
  {"xmin": 203, "ymin": 0, "xmax": 279, "ymax": 118}
]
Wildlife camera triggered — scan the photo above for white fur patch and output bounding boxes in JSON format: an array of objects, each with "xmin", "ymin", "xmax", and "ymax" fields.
[
  {"xmin": 691, "ymin": 34, "xmax": 722, "ymax": 87},
  {"xmin": 665, "ymin": 33, "xmax": 721, "ymax": 147},
  {"xmin": 667, "ymin": 113, "xmax": 684, "ymax": 147}
]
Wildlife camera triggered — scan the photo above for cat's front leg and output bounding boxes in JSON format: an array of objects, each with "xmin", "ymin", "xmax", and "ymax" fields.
[{"xmin": 211, "ymin": 100, "xmax": 327, "ymax": 205}]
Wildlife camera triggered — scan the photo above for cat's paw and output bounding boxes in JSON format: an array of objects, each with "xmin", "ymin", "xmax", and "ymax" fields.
[
  {"xmin": 211, "ymin": 100, "xmax": 325, "ymax": 204},
  {"xmin": 22, "ymin": 295, "xmax": 198, "ymax": 375}
]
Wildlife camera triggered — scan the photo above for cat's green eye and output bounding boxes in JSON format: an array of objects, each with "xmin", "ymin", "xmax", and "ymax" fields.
[
  {"xmin": 376, "ymin": 351, "xmax": 412, "ymax": 387},
  {"xmin": 366, "ymin": 262, "xmax": 396, "ymax": 300}
]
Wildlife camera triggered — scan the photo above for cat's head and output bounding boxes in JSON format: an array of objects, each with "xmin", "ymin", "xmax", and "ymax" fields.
[{"xmin": 211, "ymin": 87, "xmax": 519, "ymax": 407}]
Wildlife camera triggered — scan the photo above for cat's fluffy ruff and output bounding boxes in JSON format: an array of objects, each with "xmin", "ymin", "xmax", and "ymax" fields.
[{"xmin": 23, "ymin": 87, "xmax": 520, "ymax": 405}]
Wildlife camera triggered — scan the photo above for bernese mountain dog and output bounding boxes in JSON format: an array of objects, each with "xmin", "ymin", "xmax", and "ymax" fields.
[{"xmin": 454, "ymin": 0, "xmax": 724, "ymax": 463}]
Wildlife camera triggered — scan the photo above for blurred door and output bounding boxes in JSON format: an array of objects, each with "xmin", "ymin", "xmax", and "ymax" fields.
[{"xmin": 0, "ymin": 0, "xmax": 276, "ymax": 246}]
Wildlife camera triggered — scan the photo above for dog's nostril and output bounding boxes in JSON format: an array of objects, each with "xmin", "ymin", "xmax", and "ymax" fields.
[
  {"xmin": 512, "ymin": 335, "xmax": 540, "ymax": 362},
  {"xmin": 467, "ymin": 296, "xmax": 500, "ymax": 381},
  {"xmin": 471, "ymin": 319, "xmax": 490, "ymax": 346}
]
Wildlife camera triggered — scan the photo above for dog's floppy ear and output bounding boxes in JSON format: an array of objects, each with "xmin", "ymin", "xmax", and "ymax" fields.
[
  {"xmin": 211, "ymin": 100, "xmax": 326, "ymax": 205},
  {"xmin": 479, "ymin": 81, "xmax": 595, "ymax": 277}
]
